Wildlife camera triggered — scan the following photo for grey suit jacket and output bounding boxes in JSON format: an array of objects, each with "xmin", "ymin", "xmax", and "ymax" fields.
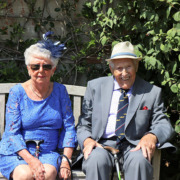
[{"xmin": 77, "ymin": 75, "xmax": 174, "ymax": 151}]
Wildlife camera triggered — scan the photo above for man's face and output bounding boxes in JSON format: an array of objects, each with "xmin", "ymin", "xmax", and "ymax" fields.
[{"xmin": 110, "ymin": 58, "xmax": 138, "ymax": 89}]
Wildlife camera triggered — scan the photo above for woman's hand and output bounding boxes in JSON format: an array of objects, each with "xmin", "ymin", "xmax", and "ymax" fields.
[
  {"xmin": 17, "ymin": 149, "xmax": 45, "ymax": 180},
  {"xmin": 59, "ymin": 161, "xmax": 71, "ymax": 180},
  {"xmin": 28, "ymin": 156, "xmax": 45, "ymax": 180},
  {"xmin": 59, "ymin": 147, "xmax": 73, "ymax": 179}
]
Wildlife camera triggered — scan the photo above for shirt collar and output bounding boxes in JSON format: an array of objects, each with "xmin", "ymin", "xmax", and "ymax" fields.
[{"xmin": 114, "ymin": 79, "xmax": 120, "ymax": 90}]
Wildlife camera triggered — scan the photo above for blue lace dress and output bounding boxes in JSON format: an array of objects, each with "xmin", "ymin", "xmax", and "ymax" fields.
[{"xmin": 0, "ymin": 82, "xmax": 77, "ymax": 179}]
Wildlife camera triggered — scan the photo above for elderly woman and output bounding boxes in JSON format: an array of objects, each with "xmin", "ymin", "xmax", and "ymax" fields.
[{"xmin": 0, "ymin": 33, "xmax": 76, "ymax": 180}]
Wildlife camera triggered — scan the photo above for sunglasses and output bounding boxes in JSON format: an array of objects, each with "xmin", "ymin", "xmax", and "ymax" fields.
[{"xmin": 29, "ymin": 64, "xmax": 52, "ymax": 71}]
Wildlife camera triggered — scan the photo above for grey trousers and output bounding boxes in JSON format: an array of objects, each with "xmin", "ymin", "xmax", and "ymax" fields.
[{"xmin": 82, "ymin": 139, "xmax": 153, "ymax": 180}]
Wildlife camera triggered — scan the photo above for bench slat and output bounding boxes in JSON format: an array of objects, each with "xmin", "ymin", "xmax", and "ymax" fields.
[
  {"xmin": 0, "ymin": 94, "xmax": 5, "ymax": 138},
  {"xmin": 0, "ymin": 83, "xmax": 86, "ymax": 96},
  {"xmin": 0, "ymin": 83, "xmax": 17, "ymax": 93},
  {"xmin": 0, "ymin": 172, "xmax": 6, "ymax": 180},
  {"xmin": 73, "ymin": 96, "xmax": 82, "ymax": 125},
  {"xmin": 152, "ymin": 149, "xmax": 161, "ymax": 180},
  {"xmin": 65, "ymin": 85, "xmax": 86, "ymax": 96}
]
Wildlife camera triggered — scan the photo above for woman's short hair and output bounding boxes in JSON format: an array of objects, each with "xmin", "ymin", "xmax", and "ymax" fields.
[{"xmin": 24, "ymin": 43, "xmax": 59, "ymax": 67}]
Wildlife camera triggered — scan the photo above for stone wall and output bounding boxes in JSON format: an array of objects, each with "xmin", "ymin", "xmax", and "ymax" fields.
[{"xmin": 0, "ymin": 0, "xmax": 85, "ymax": 41}]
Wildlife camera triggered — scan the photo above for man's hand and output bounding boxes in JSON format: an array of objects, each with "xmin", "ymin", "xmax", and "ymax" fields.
[
  {"xmin": 83, "ymin": 138, "xmax": 102, "ymax": 160},
  {"xmin": 131, "ymin": 133, "xmax": 158, "ymax": 162}
]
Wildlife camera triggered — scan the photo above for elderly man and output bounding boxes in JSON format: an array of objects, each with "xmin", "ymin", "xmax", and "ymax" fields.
[{"xmin": 77, "ymin": 41, "xmax": 174, "ymax": 180}]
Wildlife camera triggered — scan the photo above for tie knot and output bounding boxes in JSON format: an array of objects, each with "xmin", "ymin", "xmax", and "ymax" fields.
[{"xmin": 120, "ymin": 88, "xmax": 129, "ymax": 95}]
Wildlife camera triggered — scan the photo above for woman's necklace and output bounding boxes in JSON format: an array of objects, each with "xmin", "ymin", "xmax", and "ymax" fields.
[{"xmin": 30, "ymin": 82, "xmax": 51, "ymax": 100}]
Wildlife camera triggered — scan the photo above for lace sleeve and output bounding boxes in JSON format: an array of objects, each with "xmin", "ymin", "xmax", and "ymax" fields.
[
  {"xmin": 58, "ymin": 85, "xmax": 77, "ymax": 149},
  {"xmin": 0, "ymin": 86, "xmax": 26, "ymax": 155}
]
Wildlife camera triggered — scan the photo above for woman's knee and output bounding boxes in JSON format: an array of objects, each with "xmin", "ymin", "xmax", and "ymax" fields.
[
  {"xmin": 43, "ymin": 164, "xmax": 57, "ymax": 180},
  {"xmin": 12, "ymin": 165, "xmax": 33, "ymax": 180}
]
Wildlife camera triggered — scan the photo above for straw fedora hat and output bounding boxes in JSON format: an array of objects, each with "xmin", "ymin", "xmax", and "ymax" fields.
[{"xmin": 106, "ymin": 41, "xmax": 142, "ymax": 62}]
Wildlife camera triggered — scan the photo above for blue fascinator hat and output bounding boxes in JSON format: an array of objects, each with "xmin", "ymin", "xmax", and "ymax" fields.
[{"xmin": 38, "ymin": 31, "xmax": 66, "ymax": 59}]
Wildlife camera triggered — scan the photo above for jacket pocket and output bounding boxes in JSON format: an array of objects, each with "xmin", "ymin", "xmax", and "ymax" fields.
[{"xmin": 132, "ymin": 110, "xmax": 152, "ymax": 137}]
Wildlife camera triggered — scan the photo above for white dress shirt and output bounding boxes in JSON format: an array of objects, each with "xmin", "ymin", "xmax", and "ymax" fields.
[{"xmin": 102, "ymin": 79, "xmax": 132, "ymax": 138}]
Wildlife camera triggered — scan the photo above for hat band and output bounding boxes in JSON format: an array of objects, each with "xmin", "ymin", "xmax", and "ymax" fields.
[{"xmin": 111, "ymin": 52, "xmax": 137, "ymax": 59}]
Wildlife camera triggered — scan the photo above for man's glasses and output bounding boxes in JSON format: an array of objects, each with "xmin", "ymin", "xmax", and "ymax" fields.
[{"xmin": 29, "ymin": 64, "xmax": 52, "ymax": 71}]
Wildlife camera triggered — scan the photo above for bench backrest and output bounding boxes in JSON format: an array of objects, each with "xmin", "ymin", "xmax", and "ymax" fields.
[
  {"xmin": 0, "ymin": 83, "xmax": 161, "ymax": 180},
  {"xmin": 0, "ymin": 83, "xmax": 86, "ymax": 138}
]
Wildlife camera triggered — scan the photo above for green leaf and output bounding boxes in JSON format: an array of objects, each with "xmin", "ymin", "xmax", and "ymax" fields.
[
  {"xmin": 175, "ymin": 119, "xmax": 180, "ymax": 133},
  {"xmin": 134, "ymin": 48, "xmax": 142, "ymax": 58},
  {"xmin": 87, "ymin": 40, "xmax": 95, "ymax": 48},
  {"xmin": 165, "ymin": 71, "xmax": 170, "ymax": 79},
  {"xmin": 112, "ymin": 41, "xmax": 119, "ymax": 48},
  {"xmin": 147, "ymin": 49, "xmax": 155, "ymax": 55},
  {"xmin": 86, "ymin": 2, "xmax": 92, "ymax": 8},
  {"xmin": 107, "ymin": 19, "xmax": 113, "ymax": 28},
  {"xmin": 107, "ymin": 8, "xmax": 112, "ymax": 17},
  {"xmin": 160, "ymin": 43, "xmax": 170, "ymax": 53},
  {"xmin": 156, "ymin": 60, "xmax": 163, "ymax": 69},
  {"xmin": 100, "ymin": 31, "xmax": 104, "ymax": 38},
  {"xmin": 149, "ymin": 57, "xmax": 156, "ymax": 66},
  {"xmin": 101, "ymin": 36, "xmax": 107, "ymax": 46},
  {"xmin": 154, "ymin": 14, "xmax": 159, "ymax": 22},
  {"xmin": 172, "ymin": 61, "xmax": 177, "ymax": 74},
  {"xmin": 153, "ymin": 36, "xmax": 158, "ymax": 43},
  {"xmin": 93, "ymin": 6, "xmax": 98, "ymax": 13},
  {"xmin": 147, "ymin": 30, "xmax": 155, "ymax": 35},
  {"xmin": 161, "ymin": 80, "xmax": 167, "ymax": 86},
  {"xmin": 166, "ymin": 6, "xmax": 172, "ymax": 19},
  {"xmin": 178, "ymin": 83, "xmax": 180, "ymax": 89},
  {"xmin": 0, "ymin": 2, "xmax": 7, "ymax": 9},
  {"xmin": 167, "ymin": 28, "xmax": 176, "ymax": 37},
  {"xmin": 171, "ymin": 84, "xmax": 178, "ymax": 93},
  {"xmin": 140, "ymin": 11, "xmax": 147, "ymax": 19},
  {"xmin": 173, "ymin": 11, "xmax": 180, "ymax": 22}
]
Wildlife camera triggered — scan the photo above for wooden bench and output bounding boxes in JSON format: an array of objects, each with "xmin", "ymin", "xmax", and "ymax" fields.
[{"xmin": 0, "ymin": 83, "xmax": 161, "ymax": 180}]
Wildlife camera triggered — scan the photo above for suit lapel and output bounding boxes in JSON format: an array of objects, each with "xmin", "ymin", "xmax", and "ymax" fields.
[
  {"xmin": 98, "ymin": 75, "xmax": 145, "ymax": 136},
  {"xmin": 125, "ymin": 76, "xmax": 145, "ymax": 129},
  {"xmin": 100, "ymin": 76, "xmax": 114, "ymax": 136}
]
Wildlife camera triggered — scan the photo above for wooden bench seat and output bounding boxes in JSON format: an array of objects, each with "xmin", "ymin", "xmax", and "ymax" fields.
[
  {"xmin": 0, "ymin": 83, "xmax": 161, "ymax": 180},
  {"xmin": 0, "ymin": 170, "xmax": 86, "ymax": 180}
]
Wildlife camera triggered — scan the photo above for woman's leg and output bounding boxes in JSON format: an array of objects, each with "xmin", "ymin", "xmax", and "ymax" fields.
[
  {"xmin": 12, "ymin": 164, "xmax": 57, "ymax": 180},
  {"xmin": 43, "ymin": 164, "xmax": 57, "ymax": 180},
  {"xmin": 11, "ymin": 164, "xmax": 33, "ymax": 180}
]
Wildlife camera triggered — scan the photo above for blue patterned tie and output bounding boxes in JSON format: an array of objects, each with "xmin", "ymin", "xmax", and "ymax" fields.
[{"xmin": 115, "ymin": 89, "xmax": 129, "ymax": 142}]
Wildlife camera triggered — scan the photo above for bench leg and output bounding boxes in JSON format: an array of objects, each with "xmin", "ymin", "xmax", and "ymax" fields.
[{"xmin": 152, "ymin": 149, "xmax": 161, "ymax": 180}]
